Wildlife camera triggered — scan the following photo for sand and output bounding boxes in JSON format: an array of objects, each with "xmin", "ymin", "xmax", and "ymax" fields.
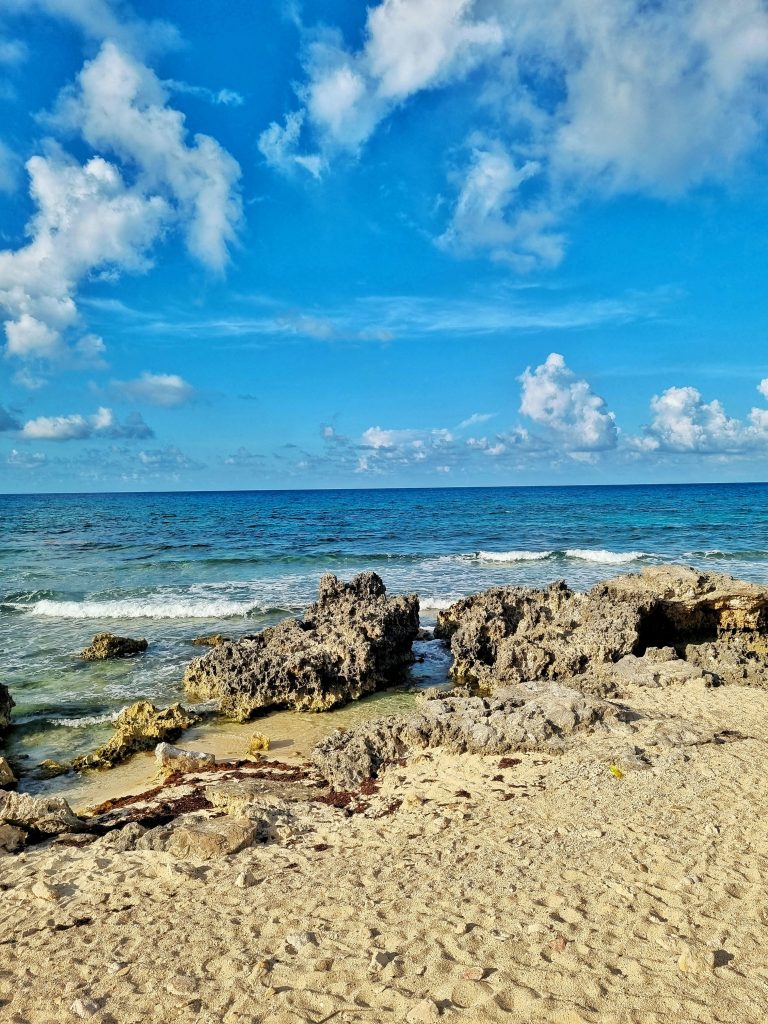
[{"xmin": 2, "ymin": 676, "xmax": 768, "ymax": 1023}]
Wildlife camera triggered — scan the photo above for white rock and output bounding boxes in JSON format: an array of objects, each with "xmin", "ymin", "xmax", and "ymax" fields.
[
  {"xmin": 286, "ymin": 931, "xmax": 318, "ymax": 953},
  {"xmin": 406, "ymin": 998, "xmax": 441, "ymax": 1022},
  {"xmin": 155, "ymin": 742, "xmax": 215, "ymax": 775},
  {"xmin": 70, "ymin": 997, "xmax": 99, "ymax": 1018},
  {"xmin": 31, "ymin": 880, "xmax": 60, "ymax": 902},
  {"xmin": 235, "ymin": 870, "xmax": 258, "ymax": 888}
]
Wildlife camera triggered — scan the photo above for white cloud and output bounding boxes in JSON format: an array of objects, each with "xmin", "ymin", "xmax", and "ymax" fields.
[
  {"xmin": 137, "ymin": 445, "xmax": 203, "ymax": 471},
  {"xmin": 50, "ymin": 42, "xmax": 242, "ymax": 271},
  {"xmin": 0, "ymin": 38, "xmax": 28, "ymax": 66},
  {"xmin": 20, "ymin": 405, "xmax": 152, "ymax": 440},
  {"xmin": 519, "ymin": 352, "xmax": 618, "ymax": 451},
  {"xmin": 636, "ymin": 383, "xmax": 768, "ymax": 454},
  {"xmin": 111, "ymin": 371, "xmax": 196, "ymax": 407},
  {"xmin": 0, "ymin": 42, "xmax": 241, "ymax": 366},
  {"xmin": 758, "ymin": 378, "xmax": 768, "ymax": 400},
  {"xmin": 6, "ymin": 447, "xmax": 47, "ymax": 469},
  {"xmin": 267, "ymin": 0, "xmax": 768, "ymax": 267},
  {"xmin": 164, "ymin": 80, "xmax": 244, "ymax": 107},
  {"xmin": 457, "ymin": 412, "xmax": 495, "ymax": 430}
]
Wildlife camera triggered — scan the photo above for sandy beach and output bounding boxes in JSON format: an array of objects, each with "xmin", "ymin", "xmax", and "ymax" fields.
[{"xmin": 3, "ymin": 667, "xmax": 768, "ymax": 1024}]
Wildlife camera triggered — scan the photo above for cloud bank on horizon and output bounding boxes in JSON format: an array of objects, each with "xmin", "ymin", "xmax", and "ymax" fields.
[{"xmin": 1, "ymin": 0, "xmax": 768, "ymax": 490}]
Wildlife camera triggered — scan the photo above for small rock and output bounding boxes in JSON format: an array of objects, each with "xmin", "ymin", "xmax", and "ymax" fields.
[
  {"xmin": 550, "ymin": 933, "xmax": 568, "ymax": 953},
  {"xmin": 461, "ymin": 967, "xmax": 485, "ymax": 981},
  {"xmin": 677, "ymin": 943, "xmax": 713, "ymax": 974},
  {"xmin": 0, "ymin": 823, "xmax": 25, "ymax": 853},
  {"xmin": 80, "ymin": 632, "xmax": 147, "ymax": 661},
  {"xmin": 235, "ymin": 870, "xmax": 258, "ymax": 888},
  {"xmin": 370, "ymin": 949, "xmax": 395, "ymax": 969},
  {"xmin": 0, "ymin": 756, "xmax": 16, "ymax": 787},
  {"xmin": 192, "ymin": 634, "xmax": 229, "ymax": 647},
  {"xmin": 406, "ymin": 999, "xmax": 441, "ymax": 1022},
  {"xmin": 155, "ymin": 742, "xmax": 215, "ymax": 776},
  {"xmin": 37, "ymin": 759, "xmax": 69, "ymax": 779},
  {"xmin": 70, "ymin": 996, "xmax": 99, "ymax": 1018},
  {"xmin": 166, "ymin": 974, "xmax": 198, "ymax": 996},
  {"xmin": 248, "ymin": 732, "xmax": 271, "ymax": 754},
  {"xmin": 286, "ymin": 931, "xmax": 318, "ymax": 954},
  {"xmin": 31, "ymin": 880, "xmax": 60, "ymax": 902}
]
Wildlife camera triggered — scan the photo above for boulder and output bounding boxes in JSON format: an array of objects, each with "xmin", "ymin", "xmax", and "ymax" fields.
[
  {"xmin": 192, "ymin": 634, "xmax": 229, "ymax": 647},
  {"xmin": 435, "ymin": 566, "xmax": 768, "ymax": 691},
  {"xmin": 0, "ymin": 682, "xmax": 13, "ymax": 733},
  {"xmin": 248, "ymin": 732, "xmax": 270, "ymax": 753},
  {"xmin": 0, "ymin": 791, "xmax": 84, "ymax": 835},
  {"xmin": 72, "ymin": 701, "xmax": 201, "ymax": 771},
  {"xmin": 183, "ymin": 571, "xmax": 420, "ymax": 721},
  {"xmin": 0, "ymin": 823, "xmax": 26, "ymax": 853},
  {"xmin": 0, "ymin": 756, "xmax": 16, "ymax": 788},
  {"xmin": 155, "ymin": 742, "xmax": 215, "ymax": 776},
  {"xmin": 312, "ymin": 682, "xmax": 621, "ymax": 790},
  {"xmin": 80, "ymin": 633, "xmax": 148, "ymax": 661}
]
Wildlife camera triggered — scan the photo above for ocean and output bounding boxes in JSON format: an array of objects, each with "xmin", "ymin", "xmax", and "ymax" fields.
[{"xmin": 2, "ymin": 482, "xmax": 768, "ymax": 791}]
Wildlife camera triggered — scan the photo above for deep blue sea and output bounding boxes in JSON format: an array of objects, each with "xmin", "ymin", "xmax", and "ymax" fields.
[{"xmin": 2, "ymin": 483, "xmax": 768, "ymax": 777}]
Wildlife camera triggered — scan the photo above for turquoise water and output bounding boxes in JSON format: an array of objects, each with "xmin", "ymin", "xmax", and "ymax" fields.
[{"xmin": 2, "ymin": 483, "xmax": 767, "ymax": 775}]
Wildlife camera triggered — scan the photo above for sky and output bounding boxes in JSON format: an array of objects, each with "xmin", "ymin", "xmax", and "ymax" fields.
[{"xmin": 1, "ymin": 0, "xmax": 768, "ymax": 493}]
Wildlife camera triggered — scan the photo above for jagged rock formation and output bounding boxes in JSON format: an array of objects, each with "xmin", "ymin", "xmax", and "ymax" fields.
[
  {"xmin": 155, "ymin": 742, "xmax": 215, "ymax": 776},
  {"xmin": 72, "ymin": 701, "xmax": 200, "ymax": 771},
  {"xmin": 183, "ymin": 571, "xmax": 420, "ymax": 720},
  {"xmin": 435, "ymin": 566, "xmax": 768, "ymax": 692},
  {"xmin": 0, "ymin": 791, "xmax": 84, "ymax": 839},
  {"xmin": 0, "ymin": 756, "xmax": 15, "ymax": 788},
  {"xmin": 80, "ymin": 633, "xmax": 148, "ymax": 661},
  {"xmin": 1, "ymin": 682, "xmax": 13, "ymax": 733},
  {"xmin": 312, "ymin": 682, "xmax": 620, "ymax": 791},
  {"xmin": 192, "ymin": 634, "xmax": 230, "ymax": 647}
]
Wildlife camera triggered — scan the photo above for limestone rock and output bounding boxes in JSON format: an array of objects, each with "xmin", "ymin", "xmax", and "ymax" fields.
[
  {"xmin": 72, "ymin": 701, "xmax": 200, "ymax": 771},
  {"xmin": 435, "ymin": 566, "xmax": 768, "ymax": 691},
  {"xmin": 183, "ymin": 571, "xmax": 419, "ymax": 720},
  {"xmin": 248, "ymin": 731, "xmax": 270, "ymax": 753},
  {"xmin": 96, "ymin": 822, "xmax": 147, "ymax": 853},
  {"xmin": 166, "ymin": 815, "xmax": 258, "ymax": 859},
  {"xmin": 155, "ymin": 742, "xmax": 215, "ymax": 776},
  {"xmin": 37, "ymin": 759, "xmax": 69, "ymax": 779},
  {"xmin": 0, "ymin": 682, "xmax": 13, "ymax": 733},
  {"xmin": 312, "ymin": 682, "xmax": 620, "ymax": 791},
  {"xmin": 80, "ymin": 632, "xmax": 148, "ymax": 661},
  {"xmin": 192, "ymin": 634, "xmax": 229, "ymax": 647},
  {"xmin": 0, "ymin": 756, "xmax": 16, "ymax": 788},
  {"xmin": 0, "ymin": 791, "xmax": 84, "ymax": 835},
  {"xmin": 0, "ymin": 822, "xmax": 25, "ymax": 853}
]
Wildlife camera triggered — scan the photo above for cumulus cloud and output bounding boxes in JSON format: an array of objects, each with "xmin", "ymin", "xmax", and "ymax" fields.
[
  {"xmin": 519, "ymin": 353, "xmax": 618, "ymax": 451},
  {"xmin": 265, "ymin": 0, "xmax": 768, "ymax": 267},
  {"xmin": 20, "ymin": 405, "xmax": 152, "ymax": 440},
  {"xmin": 758, "ymin": 378, "xmax": 768, "ymax": 401},
  {"xmin": 0, "ymin": 42, "xmax": 241, "ymax": 365},
  {"xmin": 6, "ymin": 447, "xmax": 47, "ymax": 469},
  {"xmin": 111, "ymin": 371, "xmax": 196, "ymax": 407},
  {"xmin": 634, "ymin": 384, "xmax": 768, "ymax": 454}
]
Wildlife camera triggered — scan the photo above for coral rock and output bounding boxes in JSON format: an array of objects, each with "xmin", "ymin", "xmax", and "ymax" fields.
[
  {"xmin": 72, "ymin": 701, "xmax": 200, "ymax": 771},
  {"xmin": 80, "ymin": 633, "xmax": 148, "ymax": 661},
  {"xmin": 155, "ymin": 742, "xmax": 215, "ymax": 776},
  {"xmin": 0, "ymin": 756, "xmax": 16, "ymax": 788},
  {"xmin": 183, "ymin": 571, "xmax": 419, "ymax": 720},
  {"xmin": 0, "ymin": 791, "xmax": 84, "ymax": 835}
]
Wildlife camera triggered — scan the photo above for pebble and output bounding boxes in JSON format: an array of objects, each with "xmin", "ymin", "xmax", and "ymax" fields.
[
  {"xmin": 461, "ymin": 967, "xmax": 485, "ymax": 981},
  {"xmin": 166, "ymin": 974, "xmax": 199, "ymax": 996},
  {"xmin": 677, "ymin": 943, "xmax": 713, "ymax": 974},
  {"xmin": 406, "ymin": 998, "xmax": 441, "ymax": 1022},
  {"xmin": 31, "ymin": 880, "xmax": 60, "ymax": 902},
  {"xmin": 286, "ymin": 930, "xmax": 318, "ymax": 953},
  {"xmin": 235, "ymin": 870, "xmax": 258, "ymax": 888},
  {"xmin": 369, "ymin": 949, "xmax": 395, "ymax": 969},
  {"xmin": 70, "ymin": 997, "xmax": 99, "ymax": 1018}
]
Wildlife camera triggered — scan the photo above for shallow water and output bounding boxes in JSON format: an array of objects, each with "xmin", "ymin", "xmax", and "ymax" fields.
[{"xmin": 2, "ymin": 483, "xmax": 768, "ymax": 802}]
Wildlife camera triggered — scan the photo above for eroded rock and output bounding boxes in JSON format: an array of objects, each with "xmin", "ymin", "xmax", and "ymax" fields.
[
  {"xmin": 312, "ymin": 682, "xmax": 620, "ymax": 790},
  {"xmin": 72, "ymin": 701, "xmax": 200, "ymax": 771},
  {"xmin": 80, "ymin": 633, "xmax": 148, "ymax": 661},
  {"xmin": 0, "ymin": 791, "xmax": 85, "ymax": 836},
  {"xmin": 435, "ymin": 566, "xmax": 768, "ymax": 691},
  {"xmin": 0, "ymin": 756, "xmax": 16, "ymax": 788},
  {"xmin": 0, "ymin": 682, "xmax": 13, "ymax": 733},
  {"xmin": 183, "ymin": 571, "xmax": 419, "ymax": 720},
  {"xmin": 155, "ymin": 742, "xmax": 215, "ymax": 776}
]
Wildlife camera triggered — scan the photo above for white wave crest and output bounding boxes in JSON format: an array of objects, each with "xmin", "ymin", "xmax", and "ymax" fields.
[
  {"xmin": 476, "ymin": 549, "xmax": 554, "ymax": 562},
  {"xmin": 420, "ymin": 596, "xmax": 460, "ymax": 611},
  {"xmin": 49, "ymin": 710, "xmax": 123, "ymax": 728},
  {"xmin": 564, "ymin": 549, "xmax": 646, "ymax": 564},
  {"xmin": 13, "ymin": 597, "xmax": 261, "ymax": 619}
]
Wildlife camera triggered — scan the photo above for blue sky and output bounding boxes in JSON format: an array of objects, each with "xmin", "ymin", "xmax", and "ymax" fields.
[{"xmin": 1, "ymin": 0, "xmax": 768, "ymax": 492}]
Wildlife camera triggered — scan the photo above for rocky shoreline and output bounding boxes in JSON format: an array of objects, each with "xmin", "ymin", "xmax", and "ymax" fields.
[{"xmin": 2, "ymin": 564, "xmax": 768, "ymax": 1021}]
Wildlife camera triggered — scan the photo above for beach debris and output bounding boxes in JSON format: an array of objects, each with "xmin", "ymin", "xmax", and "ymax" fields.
[
  {"xmin": 192, "ymin": 634, "xmax": 230, "ymax": 647},
  {"xmin": 155, "ymin": 742, "xmax": 215, "ymax": 776},
  {"xmin": 183, "ymin": 571, "xmax": 419, "ymax": 720},
  {"xmin": 0, "ymin": 682, "xmax": 13, "ymax": 734},
  {"xmin": 80, "ymin": 632, "xmax": 148, "ymax": 661},
  {"xmin": 435, "ymin": 565, "xmax": 768, "ymax": 692},
  {"xmin": 248, "ymin": 731, "xmax": 271, "ymax": 753},
  {"xmin": 609, "ymin": 764, "xmax": 624, "ymax": 779},
  {"xmin": 312, "ymin": 682, "xmax": 620, "ymax": 791},
  {"xmin": 0, "ymin": 756, "xmax": 16, "ymax": 787},
  {"xmin": 0, "ymin": 790, "xmax": 85, "ymax": 836},
  {"xmin": 72, "ymin": 701, "xmax": 201, "ymax": 771}
]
